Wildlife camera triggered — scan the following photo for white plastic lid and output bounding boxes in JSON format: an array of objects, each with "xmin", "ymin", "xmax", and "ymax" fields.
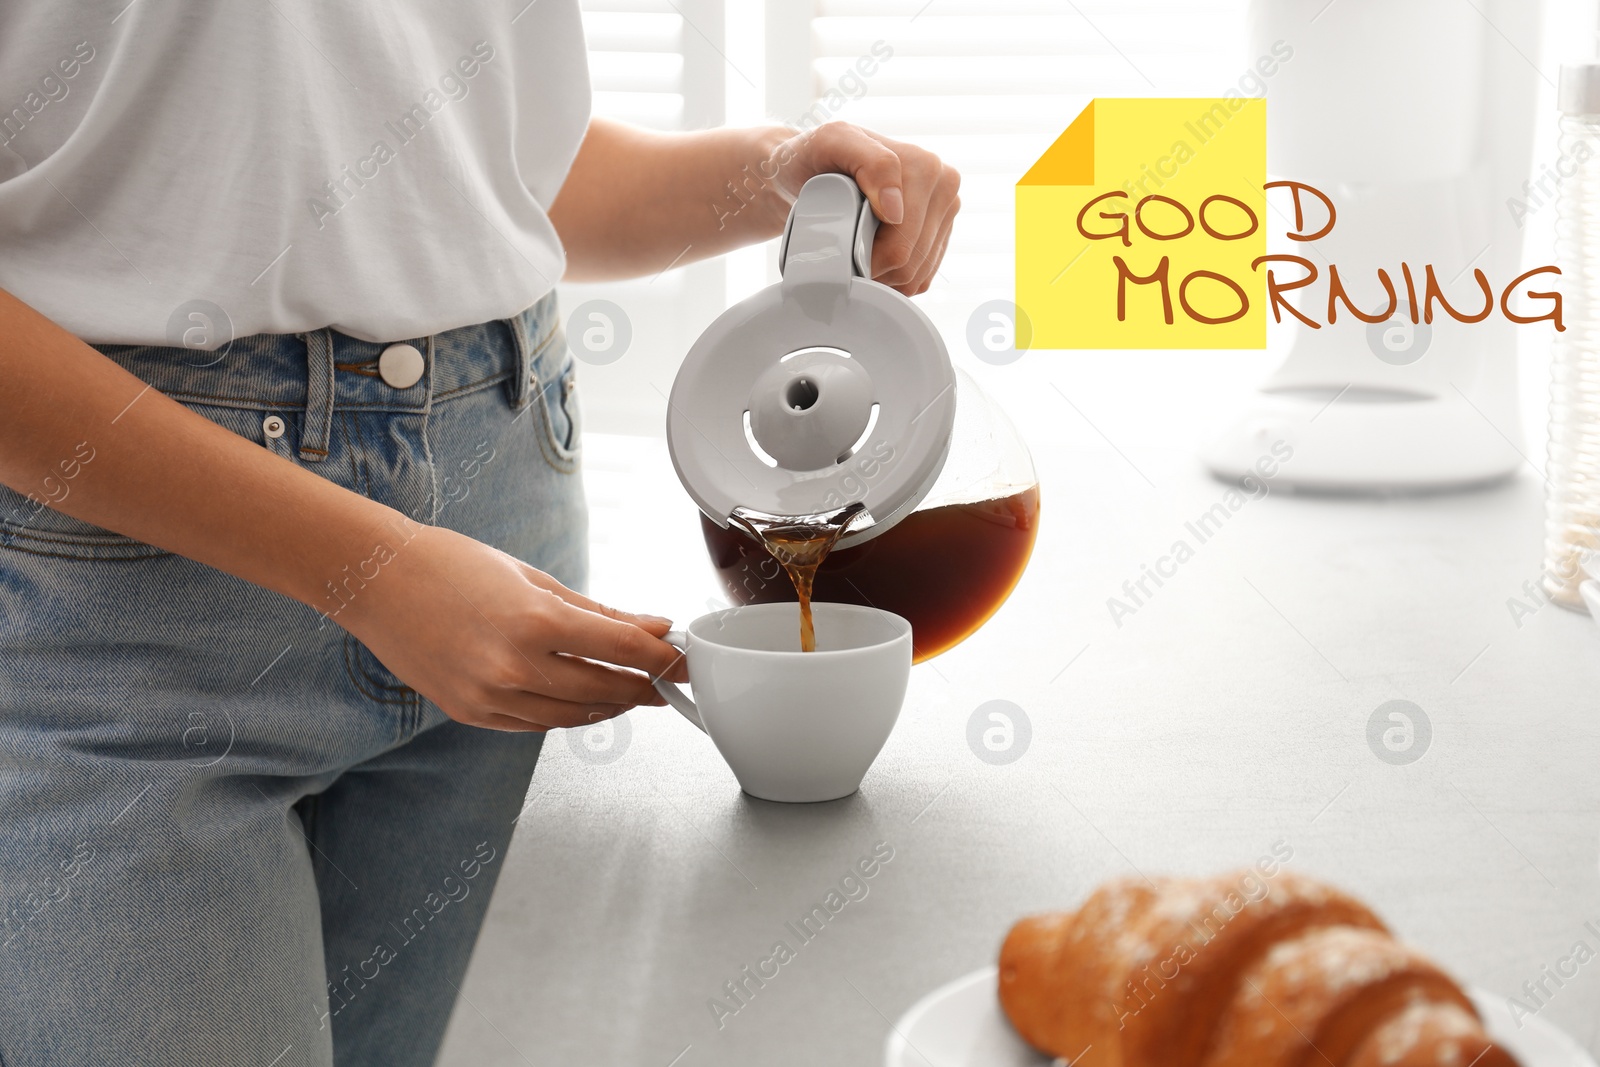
[
  {"xmin": 665, "ymin": 175, "xmax": 957, "ymax": 549},
  {"xmin": 1560, "ymin": 62, "xmax": 1600, "ymax": 115}
]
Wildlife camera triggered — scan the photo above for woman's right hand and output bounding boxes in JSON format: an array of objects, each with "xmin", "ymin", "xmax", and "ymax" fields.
[{"xmin": 337, "ymin": 519, "xmax": 684, "ymax": 732}]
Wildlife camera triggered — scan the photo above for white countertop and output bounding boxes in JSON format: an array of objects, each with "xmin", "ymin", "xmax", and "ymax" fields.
[{"xmin": 438, "ymin": 394, "xmax": 1600, "ymax": 1065}]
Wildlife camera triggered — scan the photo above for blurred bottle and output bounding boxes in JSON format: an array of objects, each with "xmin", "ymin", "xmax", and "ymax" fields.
[{"xmin": 1544, "ymin": 63, "xmax": 1600, "ymax": 608}]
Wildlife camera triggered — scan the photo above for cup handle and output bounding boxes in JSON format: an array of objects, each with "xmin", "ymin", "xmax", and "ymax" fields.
[{"xmin": 653, "ymin": 630, "xmax": 706, "ymax": 733}]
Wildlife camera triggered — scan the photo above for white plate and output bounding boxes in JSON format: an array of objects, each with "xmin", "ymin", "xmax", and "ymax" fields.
[{"xmin": 886, "ymin": 966, "xmax": 1597, "ymax": 1067}]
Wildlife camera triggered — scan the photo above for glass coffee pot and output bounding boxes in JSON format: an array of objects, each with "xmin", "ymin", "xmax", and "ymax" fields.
[{"xmin": 666, "ymin": 175, "xmax": 1039, "ymax": 662}]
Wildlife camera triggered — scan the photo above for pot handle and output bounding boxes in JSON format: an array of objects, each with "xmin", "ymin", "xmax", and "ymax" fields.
[
  {"xmin": 777, "ymin": 173, "xmax": 879, "ymax": 288},
  {"xmin": 652, "ymin": 631, "xmax": 705, "ymax": 733}
]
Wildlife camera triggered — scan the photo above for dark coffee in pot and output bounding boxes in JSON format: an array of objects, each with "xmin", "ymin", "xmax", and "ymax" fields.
[{"xmin": 705, "ymin": 486, "xmax": 1040, "ymax": 663}]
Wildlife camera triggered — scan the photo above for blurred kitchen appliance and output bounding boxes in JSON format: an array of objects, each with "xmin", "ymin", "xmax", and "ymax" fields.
[{"xmin": 1201, "ymin": 0, "xmax": 1544, "ymax": 491}]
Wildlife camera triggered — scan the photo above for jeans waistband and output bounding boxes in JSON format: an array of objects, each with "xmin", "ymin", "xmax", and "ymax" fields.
[{"xmin": 91, "ymin": 291, "xmax": 566, "ymax": 464}]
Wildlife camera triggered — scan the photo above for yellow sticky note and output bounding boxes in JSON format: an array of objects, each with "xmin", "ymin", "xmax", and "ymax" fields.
[{"xmin": 1016, "ymin": 98, "xmax": 1267, "ymax": 350}]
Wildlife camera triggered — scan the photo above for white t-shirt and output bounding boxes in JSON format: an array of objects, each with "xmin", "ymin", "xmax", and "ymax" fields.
[{"xmin": 0, "ymin": 1, "xmax": 591, "ymax": 346}]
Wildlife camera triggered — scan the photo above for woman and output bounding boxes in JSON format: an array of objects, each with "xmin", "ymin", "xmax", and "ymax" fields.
[{"xmin": 0, "ymin": 3, "xmax": 958, "ymax": 1064}]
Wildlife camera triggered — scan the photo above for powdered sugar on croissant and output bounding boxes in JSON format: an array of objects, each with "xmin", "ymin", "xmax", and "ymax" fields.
[{"xmin": 997, "ymin": 870, "xmax": 1518, "ymax": 1067}]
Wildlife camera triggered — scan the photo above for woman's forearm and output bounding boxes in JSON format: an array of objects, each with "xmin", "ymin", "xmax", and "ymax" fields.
[
  {"xmin": 0, "ymin": 287, "xmax": 407, "ymax": 618},
  {"xmin": 549, "ymin": 118, "xmax": 793, "ymax": 281}
]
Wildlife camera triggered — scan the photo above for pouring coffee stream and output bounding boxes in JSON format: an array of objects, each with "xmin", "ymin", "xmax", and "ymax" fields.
[
  {"xmin": 666, "ymin": 173, "xmax": 1039, "ymax": 660},
  {"xmin": 727, "ymin": 502, "xmax": 869, "ymax": 653}
]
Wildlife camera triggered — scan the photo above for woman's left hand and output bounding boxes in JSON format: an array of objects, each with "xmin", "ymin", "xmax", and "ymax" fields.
[{"xmin": 772, "ymin": 122, "xmax": 961, "ymax": 297}]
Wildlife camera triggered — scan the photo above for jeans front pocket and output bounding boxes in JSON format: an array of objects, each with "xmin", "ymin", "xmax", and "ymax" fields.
[
  {"xmin": 535, "ymin": 355, "xmax": 582, "ymax": 473},
  {"xmin": 0, "ymin": 440, "xmax": 170, "ymax": 562},
  {"xmin": 0, "ymin": 400, "xmax": 299, "ymax": 562}
]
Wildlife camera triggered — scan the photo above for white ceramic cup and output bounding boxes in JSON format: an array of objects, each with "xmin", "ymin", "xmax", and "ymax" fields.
[{"xmin": 653, "ymin": 602, "xmax": 912, "ymax": 803}]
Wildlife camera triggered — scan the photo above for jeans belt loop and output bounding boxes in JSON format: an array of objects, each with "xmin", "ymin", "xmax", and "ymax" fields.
[
  {"xmin": 300, "ymin": 328, "xmax": 336, "ymax": 462},
  {"xmin": 509, "ymin": 307, "xmax": 537, "ymax": 413}
]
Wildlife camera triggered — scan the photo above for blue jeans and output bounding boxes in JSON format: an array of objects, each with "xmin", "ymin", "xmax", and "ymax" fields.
[{"xmin": 0, "ymin": 291, "xmax": 585, "ymax": 1066}]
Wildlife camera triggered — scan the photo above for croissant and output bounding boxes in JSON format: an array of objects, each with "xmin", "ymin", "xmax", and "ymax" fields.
[{"xmin": 998, "ymin": 870, "xmax": 1517, "ymax": 1067}]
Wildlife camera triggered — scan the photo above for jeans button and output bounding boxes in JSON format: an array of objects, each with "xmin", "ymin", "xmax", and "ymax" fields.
[
  {"xmin": 378, "ymin": 343, "xmax": 425, "ymax": 389},
  {"xmin": 262, "ymin": 415, "xmax": 286, "ymax": 439}
]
